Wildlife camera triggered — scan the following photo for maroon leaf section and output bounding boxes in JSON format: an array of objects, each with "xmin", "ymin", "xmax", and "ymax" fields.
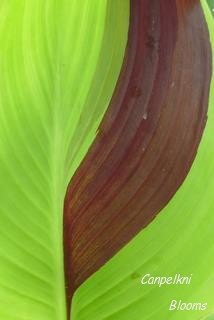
[{"xmin": 64, "ymin": 0, "xmax": 212, "ymax": 309}]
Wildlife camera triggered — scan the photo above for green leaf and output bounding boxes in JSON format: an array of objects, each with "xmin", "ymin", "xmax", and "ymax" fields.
[
  {"xmin": 0, "ymin": 1, "xmax": 129, "ymax": 319},
  {"xmin": 207, "ymin": 0, "xmax": 214, "ymax": 16}
]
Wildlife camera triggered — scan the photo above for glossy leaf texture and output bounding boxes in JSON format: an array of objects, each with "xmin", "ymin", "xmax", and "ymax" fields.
[
  {"xmin": 0, "ymin": 1, "xmax": 129, "ymax": 319},
  {"xmin": 64, "ymin": 0, "xmax": 212, "ymax": 309},
  {"xmin": 71, "ymin": 1, "xmax": 214, "ymax": 320}
]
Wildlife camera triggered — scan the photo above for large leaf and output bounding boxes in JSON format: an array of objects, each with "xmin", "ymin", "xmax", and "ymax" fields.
[
  {"xmin": 65, "ymin": 0, "xmax": 211, "ymax": 311},
  {"xmin": 71, "ymin": 1, "xmax": 214, "ymax": 319},
  {"xmin": 0, "ymin": 1, "xmax": 213, "ymax": 320},
  {"xmin": 0, "ymin": 1, "xmax": 129, "ymax": 319}
]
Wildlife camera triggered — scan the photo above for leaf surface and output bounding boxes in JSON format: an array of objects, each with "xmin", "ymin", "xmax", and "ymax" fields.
[
  {"xmin": 0, "ymin": 1, "xmax": 129, "ymax": 319},
  {"xmin": 65, "ymin": 1, "xmax": 212, "ymax": 313},
  {"xmin": 71, "ymin": 2, "xmax": 214, "ymax": 319}
]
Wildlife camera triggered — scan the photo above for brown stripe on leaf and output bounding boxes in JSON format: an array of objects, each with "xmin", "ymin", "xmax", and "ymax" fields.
[{"xmin": 64, "ymin": 0, "xmax": 212, "ymax": 311}]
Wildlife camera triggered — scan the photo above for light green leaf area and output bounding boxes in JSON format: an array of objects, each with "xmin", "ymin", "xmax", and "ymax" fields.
[
  {"xmin": 207, "ymin": 0, "xmax": 214, "ymax": 16},
  {"xmin": 71, "ymin": 2, "xmax": 214, "ymax": 320},
  {"xmin": 0, "ymin": 1, "xmax": 129, "ymax": 319}
]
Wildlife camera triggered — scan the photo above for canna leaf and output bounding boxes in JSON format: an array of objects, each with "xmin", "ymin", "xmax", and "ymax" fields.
[
  {"xmin": 0, "ymin": 1, "xmax": 129, "ymax": 319},
  {"xmin": 0, "ymin": 1, "xmax": 213, "ymax": 320},
  {"xmin": 65, "ymin": 0, "xmax": 212, "ymax": 311},
  {"xmin": 71, "ymin": 1, "xmax": 214, "ymax": 320}
]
